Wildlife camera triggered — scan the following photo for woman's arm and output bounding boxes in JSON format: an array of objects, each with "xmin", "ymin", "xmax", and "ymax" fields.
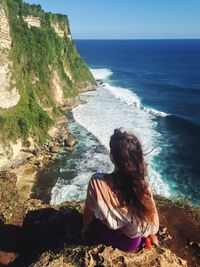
[
  {"xmin": 82, "ymin": 176, "xmax": 98, "ymax": 237},
  {"xmin": 81, "ymin": 206, "xmax": 94, "ymax": 237}
]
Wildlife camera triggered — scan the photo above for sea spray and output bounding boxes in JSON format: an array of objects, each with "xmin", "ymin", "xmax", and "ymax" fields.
[{"xmin": 51, "ymin": 69, "xmax": 171, "ymax": 204}]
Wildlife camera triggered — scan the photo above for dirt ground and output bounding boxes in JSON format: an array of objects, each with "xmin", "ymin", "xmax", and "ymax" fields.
[{"xmin": 0, "ymin": 172, "xmax": 200, "ymax": 267}]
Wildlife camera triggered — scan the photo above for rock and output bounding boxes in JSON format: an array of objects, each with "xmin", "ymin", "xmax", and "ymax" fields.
[
  {"xmin": 163, "ymin": 234, "xmax": 173, "ymax": 241},
  {"xmin": 63, "ymin": 132, "xmax": 69, "ymax": 140},
  {"xmin": 50, "ymin": 146, "xmax": 60, "ymax": 153},
  {"xmin": 23, "ymin": 16, "xmax": 41, "ymax": 28},
  {"xmin": 64, "ymin": 136, "xmax": 76, "ymax": 147},
  {"xmin": 159, "ymin": 227, "xmax": 167, "ymax": 235},
  {"xmin": 0, "ymin": 171, "xmax": 7, "ymax": 179},
  {"xmin": 27, "ymin": 155, "xmax": 35, "ymax": 163},
  {"xmin": 32, "ymin": 148, "xmax": 40, "ymax": 157},
  {"xmin": 0, "ymin": 171, "xmax": 15, "ymax": 180},
  {"xmin": 0, "ymin": 213, "xmax": 5, "ymax": 223},
  {"xmin": 36, "ymin": 161, "xmax": 43, "ymax": 168},
  {"xmin": 0, "ymin": 6, "xmax": 20, "ymax": 109},
  {"xmin": 65, "ymin": 147, "xmax": 74, "ymax": 152},
  {"xmin": 83, "ymin": 245, "xmax": 188, "ymax": 267}
]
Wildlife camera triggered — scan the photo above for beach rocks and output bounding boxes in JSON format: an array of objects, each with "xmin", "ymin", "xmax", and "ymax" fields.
[
  {"xmin": 65, "ymin": 146, "xmax": 74, "ymax": 152},
  {"xmin": 44, "ymin": 130, "xmax": 76, "ymax": 154},
  {"xmin": 50, "ymin": 145, "xmax": 60, "ymax": 153},
  {"xmin": 42, "ymin": 116, "xmax": 77, "ymax": 155},
  {"xmin": 64, "ymin": 135, "xmax": 76, "ymax": 148},
  {"xmin": 34, "ymin": 161, "xmax": 43, "ymax": 168},
  {"xmin": 0, "ymin": 170, "xmax": 15, "ymax": 180},
  {"xmin": 83, "ymin": 245, "xmax": 188, "ymax": 267}
]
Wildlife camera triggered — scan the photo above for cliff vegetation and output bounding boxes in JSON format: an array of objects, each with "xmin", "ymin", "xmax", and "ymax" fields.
[{"xmin": 0, "ymin": 0, "xmax": 95, "ymax": 147}]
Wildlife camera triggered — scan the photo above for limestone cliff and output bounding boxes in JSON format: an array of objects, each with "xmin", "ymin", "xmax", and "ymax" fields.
[
  {"xmin": 0, "ymin": 5, "xmax": 20, "ymax": 109},
  {"xmin": 0, "ymin": 0, "xmax": 96, "ymax": 169}
]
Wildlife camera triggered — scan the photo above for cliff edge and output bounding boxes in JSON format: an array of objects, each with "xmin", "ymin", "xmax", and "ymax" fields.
[
  {"xmin": 0, "ymin": 171, "xmax": 200, "ymax": 267},
  {"xmin": 0, "ymin": 0, "xmax": 96, "ymax": 170}
]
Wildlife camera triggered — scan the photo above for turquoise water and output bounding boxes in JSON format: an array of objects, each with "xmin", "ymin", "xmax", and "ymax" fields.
[{"xmin": 51, "ymin": 40, "xmax": 200, "ymax": 205}]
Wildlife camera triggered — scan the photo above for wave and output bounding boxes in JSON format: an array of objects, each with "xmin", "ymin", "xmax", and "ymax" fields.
[
  {"xmin": 90, "ymin": 68, "xmax": 113, "ymax": 80},
  {"xmin": 72, "ymin": 70, "xmax": 171, "ymax": 198},
  {"xmin": 50, "ymin": 68, "xmax": 171, "ymax": 204},
  {"xmin": 51, "ymin": 122, "xmax": 112, "ymax": 204},
  {"xmin": 143, "ymin": 107, "xmax": 169, "ymax": 118},
  {"xmin": 91, "ymin": 68, "xmax": 169, "ymax": 118}
]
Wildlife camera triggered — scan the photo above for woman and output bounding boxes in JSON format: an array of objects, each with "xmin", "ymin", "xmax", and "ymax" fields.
[{"xmin": 82, "ymin": 128, "xmax": 159, "ymax": 252}]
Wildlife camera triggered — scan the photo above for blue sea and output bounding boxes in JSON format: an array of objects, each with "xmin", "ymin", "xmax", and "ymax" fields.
[{"xmin": 51, "ymin": 40, "xmax": 200, "ymax": 206}]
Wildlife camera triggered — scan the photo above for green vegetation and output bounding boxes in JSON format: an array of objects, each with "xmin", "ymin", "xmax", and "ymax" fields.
[{"xmin": 0, "ymin": 0, "xmax": 96, "ymax": 145}]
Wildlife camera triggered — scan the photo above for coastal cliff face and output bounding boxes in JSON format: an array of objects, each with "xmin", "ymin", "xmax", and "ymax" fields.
[
  {"xmin": 0, "ymin": 0, "xmax": 96, "ymax": 169},
  {"xmin": 0, "ymin": 6, "xmax": 20, "ymax": 109}
]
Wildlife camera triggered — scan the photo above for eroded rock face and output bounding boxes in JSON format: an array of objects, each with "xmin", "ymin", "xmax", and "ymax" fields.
[
  {"xmin": 0, "ymin": 140, "xmax": 23, "ymax": 170},
  {"xmin": 51, "ymin": 21, "xmax": 72, "ymax": 40},
  {"xmin": 0, "ymin": 5, "xmax": 12, "ymax": 50},
  {"xmin": 84, "ymin": 245, "xmax": 188, "ymax": 267},
  {"xmin": 52, "ymin": 70, "xmax": 65, "ymax": 107},
  {"xmin": 23, "ymin": 15, "xmax": 41, "ymax": 28},
  {"xmin": 0, "ymin": 5, "xmax": 20, "ymax": 109},
  {"xmin": 64, "ymin": 65, "xmax": 73, "ymax": 81}
]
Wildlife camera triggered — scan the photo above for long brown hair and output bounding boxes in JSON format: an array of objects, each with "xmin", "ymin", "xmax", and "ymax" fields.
[{"xmin": 109, "ymin": 128, "xmax": 155, "ymax": 224}]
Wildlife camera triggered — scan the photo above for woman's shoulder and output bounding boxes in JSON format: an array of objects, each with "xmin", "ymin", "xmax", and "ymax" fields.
[
  {"xmin": 91, "ymin": 172, "xmax": 105, "ymax": 180},
  {"xmin": 89, "ymin": 173, "xmax": 112, "ymax": 187}
]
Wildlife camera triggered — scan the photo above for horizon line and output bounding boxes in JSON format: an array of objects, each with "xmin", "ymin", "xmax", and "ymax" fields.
[{"xmin": 73, "ymin": 38, "xmax": 200, "ymax": 41}]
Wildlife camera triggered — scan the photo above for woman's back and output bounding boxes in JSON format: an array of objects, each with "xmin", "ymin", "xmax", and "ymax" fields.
[
  {"xmin": 86, "ymin": 172, "xmax": 159, "ymax": 239},
  {"xmin": 82, "ymin": 128, "xmax": 159, "ymax": 252}
]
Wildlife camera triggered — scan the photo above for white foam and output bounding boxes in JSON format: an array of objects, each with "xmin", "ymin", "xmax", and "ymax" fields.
[
  {"xmin": 51, "ymin": 123, "xmax": 112, "ymax": 205},
  {"xmin": 105, "ymin": 83, "xmax": 141, "ymax": 108},
  {"xmin": 51, "ymin": 68, "xmax": 171, "ymax": 204},
  {"xmin": 143, "ymin": 107, "xmax": 168, "ymax": 118},
  {"xmin": 90, "ymin": 68, "xmax": 113, "ymax": 80},
  {"xmin": 73, "ymin": 72, "xmax": 170, "ymax": 196},
  {"xmin": 91, "ymin": 69, "xmax": 168, "ymax": 118}
]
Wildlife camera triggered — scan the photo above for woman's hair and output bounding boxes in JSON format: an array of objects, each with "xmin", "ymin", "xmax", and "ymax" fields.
[{"xmin": 109, "ymin": 128, "xmax": 155, "ymax": 225}]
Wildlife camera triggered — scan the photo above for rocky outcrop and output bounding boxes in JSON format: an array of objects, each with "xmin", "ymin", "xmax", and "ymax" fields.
[
  {"xmin": 51, "ymin": 21, "xmax": 71, "ymax": 40},
  {"xmin": 23, "ymin": 15, "xmax": 41, "ymax": 28},
  {"xmin": 64, "ymin": 64, "xmax": 73, "ymax": 81},
  {"xmin": 51, "ymin": 70, "xmax": 65, "ymax": 107},
  {"xmin": 51, "ymin": 71, "xmax": 88, "ymax": 109},
  {"xmin": 0, "ymin": 140, "xmax": 23, "ymax": 170},
  {"xmin": 0, "ymin": 5, "xmax": 20, "ymax": 109},
  {"xmin": 0, "ymin": 0, "xmax": 96, "ymax": 170},
  {"xmin": 5, "ymin": 116, "xmax": 77, "ymax": 199},
  {"xmin": 84, "ymin": 245, "xmax": 187, "ymax": 267},
  {"xmin": 0, "ymin": 5, "xmax": 11, "ymax": 49},
  {"xmin": 1, "ymin": 175, "xmax": 200, "ymax": 267}
]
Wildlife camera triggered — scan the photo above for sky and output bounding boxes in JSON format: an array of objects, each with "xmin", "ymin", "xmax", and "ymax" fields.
[{"xmin": 25, "ymin": 0, "xmax": 200, "ymax": 39}]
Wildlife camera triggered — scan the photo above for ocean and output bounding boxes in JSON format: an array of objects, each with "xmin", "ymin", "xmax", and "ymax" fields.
[{"xmin": 51, "ymin": 40, "xmax": 200, "ymax": 206}]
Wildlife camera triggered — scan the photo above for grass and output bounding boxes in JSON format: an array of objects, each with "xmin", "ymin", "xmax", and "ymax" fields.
[{"xmin": 0, "ymin": 0, "xmax": 96, "ymax": 146}]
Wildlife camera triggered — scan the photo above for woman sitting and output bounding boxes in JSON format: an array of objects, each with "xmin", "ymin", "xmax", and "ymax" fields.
[{"xmin": 82, "ymin": 128, "xmax": 159, "ymax": 252}]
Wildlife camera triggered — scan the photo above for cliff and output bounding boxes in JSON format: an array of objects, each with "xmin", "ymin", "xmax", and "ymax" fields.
[
  {"xmin": 0, "ymin": 171, "xmax": 200, "ymax": 267},
  {"xmin": 0, "ymin": 0, "xmax": 96, "ymax": 169}
]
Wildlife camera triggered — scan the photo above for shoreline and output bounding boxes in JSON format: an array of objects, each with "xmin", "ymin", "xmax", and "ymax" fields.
[
  {"xmin": 8, "ymin": 83, "xmax": 96, "ymax": 203},
  {"xmin": 31, "ymin": 112, "xmax": 76, "ymax": 204},
  {"xmin": 28, "ymin": 79, "xmax": 200, "ymax": 208},
  {"xmin": 1, "ymin": 94, "xmax": 89, "ymax": 203},
  {"xmin": 1, "ymin": 83, "xmax": 200, "ymax": 266},
  {"xmin": 12, "ymin": 112, "xmax": 75, "ymax": 202}
]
